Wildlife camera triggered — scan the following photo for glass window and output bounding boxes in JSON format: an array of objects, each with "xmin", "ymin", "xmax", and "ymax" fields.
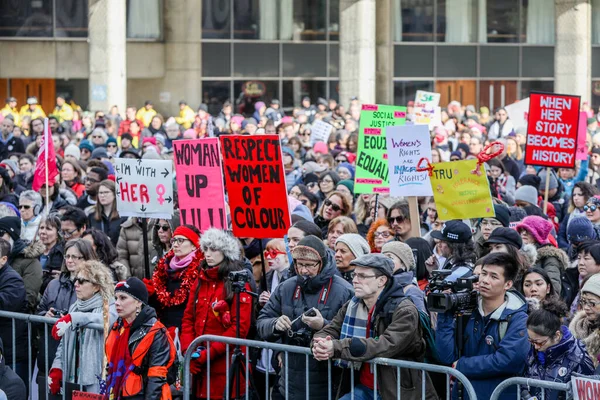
[
  {"xmin": 480, "ymin": 47, "xmax": 519, "ymax": 78},
  {"xmin": 234, "ymin": 0, "xmax": 296, "ymax": 40},
  {"xmin": 203, "ymin": 81, "xmax": 231, "ymax": 116},
  {"xmin": 522, "ymin": 47, "xmax": 554, "ymax": 78},
  {"xmin": 55, "ymin": 0, "xmax": 88, "ymax": 38},
  {"xmin": 523, "ymin": 0, "xmax": 554, "ymax": 44},
  {"xmin": 127, "ymin": 0, "xmax": 161, "ymax": 39},
  {"xmin": 203, "ymin": 0, "xmax": 231, "ymax": 39},
  {"xmin": 282, "ymin": 80, "xmax": 326, "ymax": 108},
  {"xmin": 203, "ymin": 43, "xmax": 231, "ymax": 77},
  {"xmin": 0, "ymin": 0, "xmax": 53, "ymax": 37},
  {"xmin": 593, "ymin": 48, "xmax": 600, "ymax": 78},
  {"xmin": 395, "ymin": 0, "xmax": 434, "ymax": 42},
  {"xmin": 234, "ymin": 0, "xmax": 258, "ymax": 39},
  {"xmin": 282, "ymin": 44, "xmax": 327, "ymax": 77},
  {"xmin": 329, "ymin": 80, "xmax": 340, "ymax": 103},
  {"xmin": 486, "ymin": 0, "xmax": 520, "ymax": 43},
  {"xmin": 233, "ymin": 43, "xmax": 279, "ymax": 77},
  {"xmin": 594, "ymin": 4, "xmax": 600, "ymax": 45},
  {"xmin": 521, "ymin": 80, "xmax": 553, "ymax": 100},
  {"xmin": 436, "ymin": 46, "xmax": 477, "ymax": 78},
  {"xmin": 330, "ymin": 0, "xmax": 339, "ymax": 41},
  {"xmin": 436, "ymin": 0, "xmax": 481, "ymax": 43},
  {"xmin": 292, "ymin": 0, "xmax": 326, "ymax": 40},
  {"xmin": 329, "ymin": 44, "xmax": 339, "ymax": 77},
  {"xmin": 592, "ymin": 81, "xmax": 600, "ymax": 109},
  {"xmin": 394, "ymin": 45, "xmax": 434, "ymax": 77},
  {"xmin": 394, "ymin": 81, "xmax": 434, "ymax": 107},
  {"xmin": 55, "ymin": 79, "xmax": 89, "ymax": 110},
  {"xmin": 234, "ymin": 80, "xmax": 279, "ymax": 116}
]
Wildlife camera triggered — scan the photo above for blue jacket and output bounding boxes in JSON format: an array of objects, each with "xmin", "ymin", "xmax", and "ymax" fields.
[
  {"xmin": 525, "ymin": 326, "xmax": 594, "ymax": 400},
  {"xmin": 436, "ymin": 290, "xmax": 530, "ymax": 400}
]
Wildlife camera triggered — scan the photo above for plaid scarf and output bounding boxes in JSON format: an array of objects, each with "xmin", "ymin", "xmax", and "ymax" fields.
[{"xmin": 335, "ymin": 297, "xmax": 370, "ymax": 369}]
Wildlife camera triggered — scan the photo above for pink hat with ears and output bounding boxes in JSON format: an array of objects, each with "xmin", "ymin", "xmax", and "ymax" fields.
[{"xmin": 516, "ymin": 216, "xmax": 553, "ymax": 245}]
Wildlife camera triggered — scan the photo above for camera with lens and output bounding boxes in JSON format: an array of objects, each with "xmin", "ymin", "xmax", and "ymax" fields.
[
  {"xmin": 287, "ymin": 328, "xmax": 313, "ymax": 347},
  {"xmin": 426, "ymin": 270, "xmax": 478, "ymax": 314},
  {"xmin": 229, "ymin": 270, "xmax": 251, "ymax": 284}
]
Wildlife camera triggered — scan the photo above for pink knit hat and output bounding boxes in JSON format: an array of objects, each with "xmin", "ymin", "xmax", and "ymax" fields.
[
  {"xmin": 313, "ymin": 142, "xmax": 328, "ymax": 154},
  {"xmin": 516, "ymin": 216, "xmax": 552, "ymax": 245}
]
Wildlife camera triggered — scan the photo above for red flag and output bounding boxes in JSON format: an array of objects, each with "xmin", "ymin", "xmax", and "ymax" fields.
[{"xmin": 32, "ymin": 118, "xmax": 59, "ymax": 192}]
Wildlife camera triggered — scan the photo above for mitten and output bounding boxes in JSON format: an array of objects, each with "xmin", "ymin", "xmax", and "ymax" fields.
[
  {"xmin": 48, "ymin": 368, "xmax": 62, "ymax": 395},
  {"xmin": 213, "ymin": 300, "xmax": 229, "ymax": 313},
  {"xmin": 52, "ymin": 314, "xmax": 72, "ymax": 340},
  {"xmin": 143, "ymin": 278, "xmax": 156, "ymax": 297}
]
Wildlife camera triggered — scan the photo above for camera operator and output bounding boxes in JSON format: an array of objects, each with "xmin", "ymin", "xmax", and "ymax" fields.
[
  {"xmin": 257, "ymin": 235, "xmax": 354, "ymax": 400},
  {"xmin": 436, "ymin": 252, "xmax": 529, "ymax": 400},
  {"xmin": 312, "ymin": 254, "xmax": 437, "ymax": 400},
  {"xmin": 426, "ymin": 220, "xmax": 476, "ymax": 281}
]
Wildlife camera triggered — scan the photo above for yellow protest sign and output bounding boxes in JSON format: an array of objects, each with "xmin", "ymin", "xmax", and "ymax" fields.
[{"xmin": 429, "ymin": 159, "xmax": 495, "ymax": 220}]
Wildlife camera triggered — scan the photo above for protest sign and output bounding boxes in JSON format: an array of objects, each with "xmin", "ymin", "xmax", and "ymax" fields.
[
  {"xmin": 220, "ymin": 135, "xmax": 291, "ymax": 238},
  {"xmin": 354, "ymin": 104, "xmax": 407, "ymax": 194},
  {"xmin": 524, "ymin": 92, "xmax": 581, "ymax": 168},
  {"xmin": 505, "ymin": 97, "xmax": 529, "ymax": 131},
  {"xmin": 310, "ymin": 120, "xmax": 333, "ymax": 146},
  {"xmin": 429, "ymin": 159, "xmax": 494, "ymax": 220},
  {"xmin": 115, "ymin": 158, "xmax": 173, "ymax": 219},
  {"xmin": 572, "ymin": 375, "xmax": 600, "ymax": 400},
  {"xmin": 73, "ymin": 391, "xmax": 103, "ymax": 400},
  {"xmin": 413, "ymin": 90, "xmax": 441, "ymax": 128},
  {"xmin": 577, "ymin": 111, "xmax": 589, "ymax": 161},
  {"xmin": 386, "ymin": 124, "xmax": 433, "ymax": 197},
  {"xmin": 173, "ymin": 139, "xmax": 227, "ymax": 232}
]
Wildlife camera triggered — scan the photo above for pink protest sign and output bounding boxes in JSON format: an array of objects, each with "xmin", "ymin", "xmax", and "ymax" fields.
[
  {"xmin": 577, "ymin": 111, "xmax": 588, "ymax": 161},
  {"xmin": 173, "ymin": 138, "xmax": 227, "ymax": 232}
]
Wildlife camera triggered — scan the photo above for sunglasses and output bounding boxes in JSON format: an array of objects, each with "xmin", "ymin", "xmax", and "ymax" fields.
[
  {"xmin": 264, "ymin": 249, "xmax": 286, "ymax": 259},
  {"xmin": 107, "ymin": 144, "xmax": 117, "ymax": 148},
  {"xmin": 74, "ymin": 277, "xmax": 93, "ymax": 285},
  {"xmin": 387, "ymin": 216, "xmax": 405, "ymax": 225},
  {"xmin": 156, "ymin": 224, "xmax": 170, "ymax": 232},
  {"xmin": 324, "ymin": 199, "xmax": 341, "ymax": 212},
  {"xmin": 584, "ymin": 204, "xmax": 598, "ymax": 212},
  {"xmin": 19, "ymin": 205, "xmax": 31, "ymax": 210},
  {"xmin": 306, "ymin": 182, "xmax": 318, "ymax": 189}
]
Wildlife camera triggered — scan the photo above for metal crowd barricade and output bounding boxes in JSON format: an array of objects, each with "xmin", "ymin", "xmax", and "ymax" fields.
[
  {"xmin": 0, "ymin": 309, "xmax": 104, "ymax": 400},
  {"xmin": 489, "ymin": 377, "xmax": 571, "ymax": 400},
  {"xmin": 183, "ymin": 334, "xmax": 478, "ymax": 400}
]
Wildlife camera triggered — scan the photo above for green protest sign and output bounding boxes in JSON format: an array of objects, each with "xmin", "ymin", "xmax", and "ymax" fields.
[{"xmin": 354, "ymin": 104, "xmax": 407, "ymax": 194}]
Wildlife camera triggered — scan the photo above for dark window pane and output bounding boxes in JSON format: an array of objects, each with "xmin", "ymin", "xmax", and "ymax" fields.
[
  {"xmin": 330, "ymin": 0, "xmax": 339, "ymax": 41},
  {"xmin": 0, "ymin": 1, "xmax": 53, "ymax": 37},
  {"xmin": 233, "ymin": 43, "xmax": 279, "ymax": 77},
  {"xmin": 394, "ymin": 81, "xmax": 434, "ymax": 107},
  {"xmin": 395, "ymin": 45, "xmax": 434, "ymax": 77},
  {"xmin": 234, "ymin": 0, "xmax": 258, "ymax": 39},
  {"xmin": 203, "ymin": 0, "xmax": 231, "ymax": 39},
  {"xmin": 487, "ymin": 0, "xmax": 520, "ymax": 43},
  {"xmin": 203, "ymin": 81, "xmax": 231, "ymax": 116},
  {"xmin": 522, "ymin": 47, "xmax": 554, "ymax": 78},
  {"xmin": 521, "ymin": 81, "xmax": 553, "ymax": 100},
  {"xmin": 56, "ymin": 79, "xmax": 89, "ymax": 110},
  {"xmin": 593, "ymin": 48, "xmax": 600, "ymax": 78},
  {"xmin": 480, "ymin": 46, "xmax": 519, "ymax": 78},
  {"xmin": 282, "ymin": 44, "xmax": 326, "ymax": 77},
  {"xmin": 436, "ymin": 46, "xmax": 477, "ymax": 77},
  {"xmin": 203, "ymin": 43, "xmax": 231, "ymax": 77},
  {"xmin": 329, "ymin": 81, "xmax": 339, "ymax": 103},
  {"xmin": 55, "ymin": 0, "xmax": 87, "ymax": 37},
  {"xmin": 592, "ymin": 82, "xmax": 600, "ymax": 109},
  {"xmin": 522, "ymin": 0, "xmax": 554, "ymax": 44},
  {"xmin": 329, "ymin": 44, "xmax": 339, "ymax": 77},
  {"xmin": 436, "ymin": 0, "xmax": 479, "ymax": 43},
  {"xmin": 234, "ymin": 0, "xmax": 295, "ymax": 40},
  {"xmin": 234, "ymin": 80, "xmax": 279, "ymax": 116},
  {"xmin": 282, "ymin": 80, "xmax": 326, "ymax": 108},
  {"xmin": 292, "ymin": 0, "xmax": 326, "ymax": 40},
  {"xmin": 127, "ymin": 0, "xmax": 161, "ymax": 39},
  {"xmin": 395, "ymin": 0, "xmax": 434, "ymax": 42}
]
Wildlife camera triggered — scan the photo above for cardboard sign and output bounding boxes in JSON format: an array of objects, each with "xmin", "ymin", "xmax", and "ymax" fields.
[
  {"xmin": 572, "ymin": 375, "xmax": 600, "ymax": 400},
  {"xmin": 115, "ymin": 158, "xmax": 173, "ymax": 219},
  {"xmin": 413, "ymin": 90, "xmax": 441, "ymax": 128},
  {"xmin": 505, "ymin": 97, "xmax": 529, "ymax": 131},
  {"xmin": 354, "ymin": 104, "xmax": 407, "ymax": 194},
  {"xmin": 524, "ymin": 92, "xmax": 581, "ymax": 168},
  {"xmin": 577, "ymin": 111, "xmax": 589, "ymax": 161},
  {"xmin": 310, "ymin": 120, "xmax": 333, "ymax": 146},
  {"xmin": 386, "ymin": 125, "xmax": 433, "ymax": 197},
  {"xmin": 73, "ymin": 391, "xmax": 104, "ymax": 400},
  {"xmin": 173, "ymin": 139, "xmax": 227, "ymax": 232},
  {"xmin": 220, "ymin": 135, "xmax": 291, "ymax": 238},
  {"xmin": 429, "ymin": 159, "xmax": 495, "ymax": 220}
]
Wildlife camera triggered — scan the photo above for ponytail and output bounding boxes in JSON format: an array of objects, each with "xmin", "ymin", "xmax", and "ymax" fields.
[{"xmin": 526, "ymin": 298, "xmax": 568, "ymax": 337}]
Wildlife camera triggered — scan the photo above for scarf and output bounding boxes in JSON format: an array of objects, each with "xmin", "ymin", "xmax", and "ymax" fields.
[
  {"xmin": 169, "ymin": 250, "xmax": 196, "ymax": 271},
  {"xmin": 336, "ymin": 297, "xmax": 370, "ymax": 369},
  {"xmin": 105, "ymin": 320, "xmax": 133, "ymax": 399}
]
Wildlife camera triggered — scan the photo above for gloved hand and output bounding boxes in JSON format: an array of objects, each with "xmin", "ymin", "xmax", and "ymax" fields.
[
  {"xmin": 48, "ymin": 368, "xmax": 62, "ymax": 395},
  {"xmin": 190, "ymin": 359, "xmax": 203, "ymax": 374},
  {"xmin": 52, "ymin": 314, "xmax": 72, "ymax": 340},
  {"xmin": 143, "ymin": 278, "xmax": 156, "ymax": 297}
]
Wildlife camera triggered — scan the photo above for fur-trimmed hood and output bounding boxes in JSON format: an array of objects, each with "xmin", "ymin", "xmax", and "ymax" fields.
[
  {"xmin": 520, "ymin": 244, "xmax": 538, "ymax": 269},
  {"xmin": 569, "ymin": 310, "xmax": 600, "ymax": 367},
  {"xmin": 536, "ymin": 245, "xmax": 569, "ymax": 271},
  {"xmin": 19, "ymin": 239, "xmax": 45, "ymax": 259},
  {"xmin": 200, "ymin": 228, "xmax": 241, "ymax": 261},
  {"xmin": 110, "ymin": 261, "xmax": 129, "ymax": 282}
]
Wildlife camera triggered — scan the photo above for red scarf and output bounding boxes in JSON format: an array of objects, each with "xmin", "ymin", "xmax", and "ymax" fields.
[{"xmin": 105, "ymin": 320, "xmax": 133, "ymax": 399}]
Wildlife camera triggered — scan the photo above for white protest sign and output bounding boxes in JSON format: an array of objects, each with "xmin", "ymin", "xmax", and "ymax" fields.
[
  {"xmin": 414, "ymin": 90, "xmax": 441, "ymax": 129},
  {"xmin": 572, "ymin": 375, "xmax": 600, "ymax": 400},
  {"xmin": 386, "ymin": 124, "xmax": 433, "ymax": 197},
  {"xmin": 310, "ymin": 120, "xmax": 333, "ymax": 146},
  {"xmin": 505, "ymin": 97, "xmax": 529, "ymax": 132},
  {"xmin": 115, "ymin": 158, "xmax": 174, "ymax": 219}
]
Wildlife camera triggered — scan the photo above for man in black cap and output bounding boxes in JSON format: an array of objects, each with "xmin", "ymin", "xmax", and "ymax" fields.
[
  {"xmin": 301, "ymin": 96, "xmax": 316, "ymax": 123},
  {"xmin": 265, "ymin": 99, "xmax": 285, "ymax": 122},
  {"xmin": 427, "ymin": 220, "xmax": 476, "ymax": 281}
]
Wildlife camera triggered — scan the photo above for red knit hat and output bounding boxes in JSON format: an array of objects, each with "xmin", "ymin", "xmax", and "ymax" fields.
[{"xmin": 172, "ymin": 226, "xmax": 200, "ymax": 247}]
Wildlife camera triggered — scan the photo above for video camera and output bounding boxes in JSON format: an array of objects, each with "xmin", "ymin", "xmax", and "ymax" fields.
[
  {"xmin": 229, "ymin": 270, "xmax": 251, "ymax": 284},
  {"xmin": 426, "ymin": 270, "xmax": 478, "ymax": 314}
]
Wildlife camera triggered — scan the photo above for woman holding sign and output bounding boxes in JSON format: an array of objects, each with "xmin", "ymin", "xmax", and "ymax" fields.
[{"xmin": 88, "ymin": 180, "xmax": 126, "ymax": 246}]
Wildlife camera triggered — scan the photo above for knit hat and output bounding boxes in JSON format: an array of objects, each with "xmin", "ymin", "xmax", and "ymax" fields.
[
  {"xmin": 200, "ymin": 228, "xmax": 241, "ymax": 261},
  {"xmin": 378, "ymin": 196, "xmax": 401, "ymax": 210},
  {"xmin": 292, "ymin": 235, "xmax": 328, "ymax": 266},
  {"xmin": 91, "ymin": 147, "xmax": 109, "ymax": 160},
  {"xmin": 567, "ymin": 216, "xmax": 597, "ymax": 243},
  {"xmin": 303, "ymin": 173, "xmax": 319, "ymax": 186},
  {"xmin": 337, "ymin": 180, "xmax": 354, "ymax": 194},
  {"xmin": 120, "ymin": 149, "xmax": 140, "ymax": 159},
  {"xmin": 106, "ymin": 137, "xmax": 117, "ymax": 146},
  {"xmin": 485, "ymin": 227, "xmax": 522, "ymax": 250},
  {"xmin": 381, "ymin": 241, "xmax": 415, "ymax": 271},
  {"xmin": 582, "ymin": 273, "xmax": 600, "ymax": 298},
  {"xmin": 291, "ymin": 220, "xmax": 322, "ymax": 239},
  {"xmin": 0, "ymin": 216, "xmax": 21, "ymax": 240},
  {"xmin": 0, "ymin": 160, "xmax": 17, "ymax": 177},
  {"xmin": 242, "ymin": 118, "xmax": 258, "ymax": 129},
  {"xmin": 515, "ymin": 185, "xmax": 539, "ymax": 206},
  {"xmin": 115, "ymin": 277, "xmax": 148, "ymax": 305},
  {"xmin": 336, "ymin": 234, "xmax": 370, "ymax": 258},
  {"xmin": 336, "ymin": 163, "xmax": 355, "ymax": 179},
  {"xmin": 303, "ymin": 161, "xmax": 327, "ymax": 175},
  {"xmin": 79, "ymin": 140, "xmax": 93, "ymax": 152},
  {"xmin": 142, "ymin": 147, "xmax": 162, "ymax": 160},
  {"xmin": 508, "ymin": 206, "xmax": 527, "ymax": 223},
  {"xmin": 516, "ymin": 216, "xmax": 552, "ymax": 245},
  {"xmin": 183, "ymin": 129, "xmax": 197, "ymax": 139},
  {"xmin": 172, "ymin": 226, "xmax": 200, "ymax": 248},
  {"xmin": 518, "ymin": 175, "xmax": 542, "ymax": 190},
  {"xmin": 492, "ymin": 204, "xmax": 510, "ymax": 227},
  {"xmin": 350, "ymin": 254, "xmax": 395, "ymax": 278},
  {"xmin": 313, "ymin": 142, "xmax": 328, "ymax": 155},
  {"xmin": 281, "ymin": 147, "xmax": 295, "ymax": 160},
  {"xmin": 538, "ymin": 171, "xmax": 558, "ymax": 190}
]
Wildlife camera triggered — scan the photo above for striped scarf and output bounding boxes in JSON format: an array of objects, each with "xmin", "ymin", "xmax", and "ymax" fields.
[{"xmin": 335, "ymin": 297, "xmax": 369, "ymax": 369}]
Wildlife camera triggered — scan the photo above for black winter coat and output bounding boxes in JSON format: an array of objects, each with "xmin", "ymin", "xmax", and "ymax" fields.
[
  {"xmin": 88, "ymin": 213, "xmax": 126, "ymax": 246},
  {"xmin": 40, "ymin": 242, "xmax": 64, "ymax": 295},
  {"xmin": 0, "ymin": 338, "xmax": 25, "ymax": 400},
  {"xmin": 0, "ymin": 265, "xmax": 27, "ymax": 364}
]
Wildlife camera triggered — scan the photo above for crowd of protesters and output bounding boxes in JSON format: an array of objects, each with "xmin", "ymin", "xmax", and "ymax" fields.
[{"xmin": 1, "ymin": 93, "xmax": 600, "ymax": 400}]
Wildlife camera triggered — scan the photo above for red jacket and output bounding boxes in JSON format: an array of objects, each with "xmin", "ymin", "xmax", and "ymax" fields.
[
  {"xmin": 180, "ymin": 266, "xmax": 253, "ymax": 399},
  {"xmin": 118, "ymin": 118, "xmax": 144, "ymax": 136}
]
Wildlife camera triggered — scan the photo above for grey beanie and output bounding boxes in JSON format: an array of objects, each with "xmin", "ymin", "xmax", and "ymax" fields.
[
  {"xmin": 200, "ymin": 228, "xmax": 241, "ymax": 261},
  {"xmin": 582, "ymin": 273, "xmax": 600, "ymax": 298},
  {"xmin": 336, "ymin": 234, "xmax": 370, "ymax": 258},
  {"xmin": 381, "ymin": 241, "xmax": 415, "ymax": 271},
  {"xmin": 514, "ymin": 185, "xmax": 538, "ymax": 206},
  {"xmin": 350, "ymin": 254, "xmax": 394, "ymax": 278},
  {"xmin": 538, "ymin": 171, "xmax": 559, "ymax": 190}
]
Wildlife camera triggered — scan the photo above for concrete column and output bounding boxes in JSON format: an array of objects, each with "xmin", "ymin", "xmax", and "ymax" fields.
[
  {"xmin": 339, "ymin": 0, "xmax": 376, "ymax": 106},
  {"xmin": 554, "ymin": 0, "xmax": 591, "ymax": 103},
  {"xmin": 88, "ymin": 0, "xmax": 126, "ymax": 112},
  {"xmin": 375, "ymin": 0, "xmax": 394, "ymax": 105}
]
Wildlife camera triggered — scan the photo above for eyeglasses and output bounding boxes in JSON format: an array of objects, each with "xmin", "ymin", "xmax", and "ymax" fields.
[
  {"xmin": 324, "ymin": 199, "xmax": 341, "ymax": 212},
  {"xmin": 374, "ymin": 231, "xmax": 392, "ymax": 239},
  {"xmin": 170, "ymin": 237, "xmax": 189, "ymax": 246},
  {"xmin": 584, "ymin": 204, "xmax": 598, "ymax": 212},
  {"xmin": 65, "ymin": 254, "xmax": 84, "ymax": 261},
  {"xmin": 85, "ymin": 177, "xmax": 99, "ymax": 184},
  {"xmin": 528, "ymin": 336, "xmax": 551, "ymax": 348},
  {"xmin": 18, "ymin": 205, "xmax": 31, "ymax": 210},
  {"xmin": 294, "ymin": 260, "xmax": 320, "ymax": 271},
  {"xmin": 581, "ymin": 298, "xmax": 600, "ymax": 308},
  {"xmin": 320, "ymin": 178, "xmax": 334, "ymax": 185},
  {"xmin": 156, "ymin": 224, "xmax": 170, "ymax": 232},
  {"xmin": 353, "ymin": 273, "xmax": 377, "ymax": 281},
  {"xmin": 387, "ymin": 216, "xmax": 405, "ymax": 225},
  {"xmin": 265, "ymin": 249, "xmax": 286, "ymax": 259},
  {"xmin": 61, "ymin": 228, "xmax": 78, "ymax": 238},
  {"xmin": 107, "ymin": 144, "xmax": 117, "ymax": 148},
  {"xmin": 74, "ymin": 277, "xmax": 93, "ymax": 285},
  {"xmin": 335, "ymin": 158, "xmax": 347, "ymax": 163}
]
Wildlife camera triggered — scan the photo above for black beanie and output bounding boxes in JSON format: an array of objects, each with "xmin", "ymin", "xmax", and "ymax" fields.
[
  {"xmin": 115, "ymin": 277, "xmax": 148, "ymax": 305},
  {"xmin": 0, "ymin": 216, "xmax": 21, "ymax": 241},
  {"xmin": 493, "ymin": 205, "xmax": 510, "ymax": 227},
  {"xmin": 518, "ymin": 174, "xmax": 542, "ymax": 190},
  {"xmin": 292, "ymin": 220, "xmax": 323, "ymax": 239}
]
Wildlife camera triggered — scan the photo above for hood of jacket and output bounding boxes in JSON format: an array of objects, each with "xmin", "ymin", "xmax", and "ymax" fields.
[
  {"xmin": 536, "ymin": 245, "xmax": 569, "ymax": 271},
  {"xmin": 373, "ymin": 277, "xmax": 408, "ymax": 317},
  {"xmin": 521, "ymin": 244, "xmax": 538, "ymax": 269},
  {"xmin": 478, "ymin": 289, "xmax": 528, "ymax": 321},
  {"xmin": 130, "ymin": 303, "xmax": 158, "ymax": 334},
  {"xmin": 295, "ymin": 248, "xmax": 337, "ymax": 293},
  {"xmin": 532, "ymin": 326, "xmax": 574, "ymax": 365},
  {"xmin": 392, "ymin": 270, "xmax": 416, "ymax": 287},
  {"xmin": 59, "ymin": 188, "xmax": 77, "ymax": 206},
  {"xmin": 110, "ymin": 261, "xmax": 129, "ymax": 281},
  {"xmin": 10, "ymin": 238, "xmax": 44, "ymax": 261}
]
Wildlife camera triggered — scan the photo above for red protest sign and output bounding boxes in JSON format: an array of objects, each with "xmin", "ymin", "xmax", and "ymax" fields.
[
  {"xmin": 220, "ymin": 135, "xmax": 291, "ymax": 238},
  {"xmin": 524, "ymin": 92, "xmax": 581, "ymax": 168},
  {"xmin": 173, "ymin": 139, "xmax": 227, "ymax": 232}
]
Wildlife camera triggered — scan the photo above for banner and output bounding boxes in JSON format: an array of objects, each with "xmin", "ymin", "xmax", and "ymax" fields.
[
  {"xmin": 32, "ymin": 118, "xmax": 59, "ymax": 192},
  {"xmin": 505, "ymin": 97, "xmax": 529, "ymax": 131},
  {"xmin": 73, "ymin": 391, "xmax": 103, "ymax": 400},
  {"xmin": 354, "ymin": 104, "xmax": 407, "ymax": 194},
  {"xmin": 221, "ymin": 135, "xmax": 291, "ymax": 238},
  {"xmin": 572, "ymin": 375, "xmax": 600, "ymax": 400},
  {"xmin": 429, "ymin": 159, "xmax": 494, "ymax": 220},
  {"xmin": 386, "ymin": 124, "xmax": 433, "ymax": 197},
  {"xmin": 310, "ymin": 120, "xmax": 333, "ymax": 146},
  {"xmin": 577, "ymin": 111, "xmax": 589, "ymax": 161},
  {"xmin": 115, "ymin": 158, "xmax": 173, "ymax": 219},
  {"xmin": 524, "ymin": 92, "xmax": 581, "ymax": 168},
  {"xmin": 413, "ymin": 90, "xmax": 441, "ymax": 128},
  {"xmin": 173, "ymin": 139, "xmax": 227, "ymax": 232}
]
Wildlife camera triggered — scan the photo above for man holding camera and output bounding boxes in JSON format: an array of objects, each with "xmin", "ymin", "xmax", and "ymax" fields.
[
  {"xmin": 436, "ymin": 252, "xmax": 529, "ymax": 400},
  {"xmin": 257, "ymin": 235, "xmax": 354, "ymax": 400},
  {"xmin": 312, "ymin": 254, "xmax": 437, "ymax": 400},
  {"xmin": 427, "ymin": 220, "xmax": 476, "ymax": 281}
]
